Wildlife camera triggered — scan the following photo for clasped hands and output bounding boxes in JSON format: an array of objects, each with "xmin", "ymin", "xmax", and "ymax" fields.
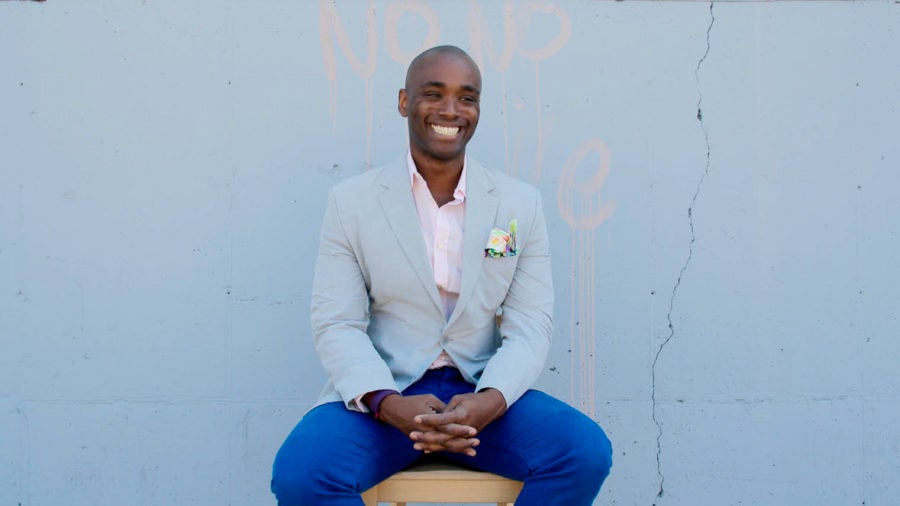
[{"xmin": 376, "ymin": 389, "xmax": 507, "ymax": 457}]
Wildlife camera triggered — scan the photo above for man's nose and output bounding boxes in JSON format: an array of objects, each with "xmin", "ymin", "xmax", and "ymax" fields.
[{"xmin": 438, "ymin": 97, "xmax": 458, "ymax": 117}]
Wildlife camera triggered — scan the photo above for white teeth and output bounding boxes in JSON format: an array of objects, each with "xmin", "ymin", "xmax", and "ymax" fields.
[{"xmin": 431, "ymin": 124, "xmax": 459, "ymax": 136}]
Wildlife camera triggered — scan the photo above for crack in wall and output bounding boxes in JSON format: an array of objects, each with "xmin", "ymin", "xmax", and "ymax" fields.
[{"xmin": 650, "ymin": 3, "xmax": 714, "ymax": 504}]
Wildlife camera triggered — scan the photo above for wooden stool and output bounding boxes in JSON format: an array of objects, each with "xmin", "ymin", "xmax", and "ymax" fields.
[{"xmin": 361, "ymin": 462, "xmax": 523, "ymax": 506}]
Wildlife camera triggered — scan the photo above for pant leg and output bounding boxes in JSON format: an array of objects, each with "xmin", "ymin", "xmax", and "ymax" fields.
[
  {"xmin": 270, "ymin": 402, "xmax": 420, "ymax": 506},
  {"xmin": 270, "ymin": 369, "xmax": 473, "ymax": 505},
  {"xmin": 443, "ymin": 390, "xmax": 613, "ymax": 506}
]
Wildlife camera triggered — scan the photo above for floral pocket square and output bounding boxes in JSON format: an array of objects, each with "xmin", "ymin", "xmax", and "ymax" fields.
[{"xmin": 485, "ymin": 219, "xmax": 519, "ymax": 258}]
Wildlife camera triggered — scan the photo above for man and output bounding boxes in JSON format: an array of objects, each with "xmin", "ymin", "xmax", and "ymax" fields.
[{"xmin": 272, "ymin": 45, "xmax": 612, "ymax": 505}]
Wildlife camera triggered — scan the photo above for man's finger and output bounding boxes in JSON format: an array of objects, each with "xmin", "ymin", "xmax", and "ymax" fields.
[
  {"xmin": 425, "ymin": 397, "xmax": 448, "ymax": 412},
  {"xmin": 408, "ymin": 430, "xmax": 454, "ymax": 444},
  {"xmin": 437, "ymin": 422, "xmax": 477, "ymax": 437},
  {"xmin": 414, "ymin": 410, "xmax": 467, "ymax": 427},
  {"xmin": 410, "ymin": 424, "xmax": 475, "ymax": 445},
  {"xmin": 410, "ymin": 432, "xmax": 480, "ymax": 455},
  {"xmin": 440, "ymin": 436, "xmax": 480, "ymax": 456}
]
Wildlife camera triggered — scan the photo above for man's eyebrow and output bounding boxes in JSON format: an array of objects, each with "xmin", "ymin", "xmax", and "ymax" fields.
[{"xmin": 418, "ymin": 81, "xmax": 481, "ymax": 94}]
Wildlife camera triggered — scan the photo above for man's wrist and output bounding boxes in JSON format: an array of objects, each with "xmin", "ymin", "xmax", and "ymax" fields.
[
  {"xmin": 476, "ymin": 388, "xmax": 508, "ymax": 416},
  {"xmin": 363, "ymin": 389, "xmax": 401, "ymax": 418}
]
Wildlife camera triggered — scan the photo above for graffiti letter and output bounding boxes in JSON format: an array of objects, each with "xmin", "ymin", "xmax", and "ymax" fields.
[
  {"xmin": 558, "ymin": 138, "xmax": 617, "ymax": 230},
  {"xmin": 467, "ymin": 1, "xmax": 516, "ymax": 73},
  {"xmin": 319, "ymin": 0, "xmax": 379, "ymax": 160},
  {"xmin": 385, "ymin": 1, "xmax": 441, "ymax": 65},
  {"xmin": 517, "ymin": 2, "xmax": 572, "ymax": 62},
  {"xmin": 319, "ymin": 0, "xmax": 378, "ymax": 81}
]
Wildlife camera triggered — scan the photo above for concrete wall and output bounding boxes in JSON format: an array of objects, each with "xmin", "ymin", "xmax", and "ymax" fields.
[{"xmin": 1, "ymin": 1, "xmax": 897, "ymax": 504}]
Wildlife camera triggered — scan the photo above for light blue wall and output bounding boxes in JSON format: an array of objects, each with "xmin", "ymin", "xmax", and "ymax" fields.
[{"xmin": 2, "ymin": 1, "xmax": 898, "ymax": 505}]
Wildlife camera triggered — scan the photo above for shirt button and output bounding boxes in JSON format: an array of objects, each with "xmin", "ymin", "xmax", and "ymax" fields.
[{"xmin": 437, "ymin": 241, "xmax": 448, "ymax": 250}]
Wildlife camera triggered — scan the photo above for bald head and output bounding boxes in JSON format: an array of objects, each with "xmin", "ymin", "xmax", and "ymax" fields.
[{"xmin": 405, "ymin": 45, "xmax": 481, "ymax": 89}]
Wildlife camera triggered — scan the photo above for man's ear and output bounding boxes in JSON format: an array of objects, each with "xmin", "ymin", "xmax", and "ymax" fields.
[{"xmin": 397, "ymin": 88, "xmax": 408, "ymax": 117}]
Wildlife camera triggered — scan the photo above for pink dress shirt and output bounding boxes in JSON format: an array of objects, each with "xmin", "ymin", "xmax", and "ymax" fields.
[{"xmin": 407, "ymin": 152, "xmax": 466, "ymax": 369}]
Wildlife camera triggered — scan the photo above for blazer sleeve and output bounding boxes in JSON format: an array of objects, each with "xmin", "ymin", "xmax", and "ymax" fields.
[
  {"xmin": 475, "ymin": 191, "xmax": 554, "ymax": 407},
  {"xmin": 310, "ymin": 188, "xmax": 398, "ymax": 410}
]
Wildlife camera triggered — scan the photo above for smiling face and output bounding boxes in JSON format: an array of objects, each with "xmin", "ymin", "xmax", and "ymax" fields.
[{"xmin": 398, "ymin": 48, "xmax": 482, "ymax": 168}]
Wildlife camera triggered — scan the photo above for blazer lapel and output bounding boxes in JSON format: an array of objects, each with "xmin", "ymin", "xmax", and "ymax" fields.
[
  {"xmin": 377, "ymin": 160, "xmax": 444, "ymax": 316},
  {"xmin": 447, "ymin": 159, "xmax": 499, "ymax": 328}
]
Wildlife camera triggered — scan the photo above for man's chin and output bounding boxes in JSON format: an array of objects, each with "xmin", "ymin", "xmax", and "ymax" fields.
[{"xmin": 413, "ymin": 145, "xmax": 467, "ymax": 163}]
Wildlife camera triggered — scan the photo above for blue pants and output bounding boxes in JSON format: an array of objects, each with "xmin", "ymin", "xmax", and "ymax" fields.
[{"xmin": 271, "ymin": 368, "xmax": 612, "ymax": 505}]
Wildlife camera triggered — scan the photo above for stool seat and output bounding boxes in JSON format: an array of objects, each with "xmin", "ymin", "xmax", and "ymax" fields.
[{"xmin": 361, "ymin": 462, "xmax": 523, "ymax": 506}]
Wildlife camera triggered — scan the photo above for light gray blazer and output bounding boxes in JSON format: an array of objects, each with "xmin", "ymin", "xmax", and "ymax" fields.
[{"xmin": 310, "ymin": 157, "xmax": 553, "ymax": 410}]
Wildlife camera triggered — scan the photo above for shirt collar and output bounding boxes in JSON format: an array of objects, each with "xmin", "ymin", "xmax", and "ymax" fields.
[{"xmin": 406, "ymin": 150, "xmax": 467, "ymax": 201}]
